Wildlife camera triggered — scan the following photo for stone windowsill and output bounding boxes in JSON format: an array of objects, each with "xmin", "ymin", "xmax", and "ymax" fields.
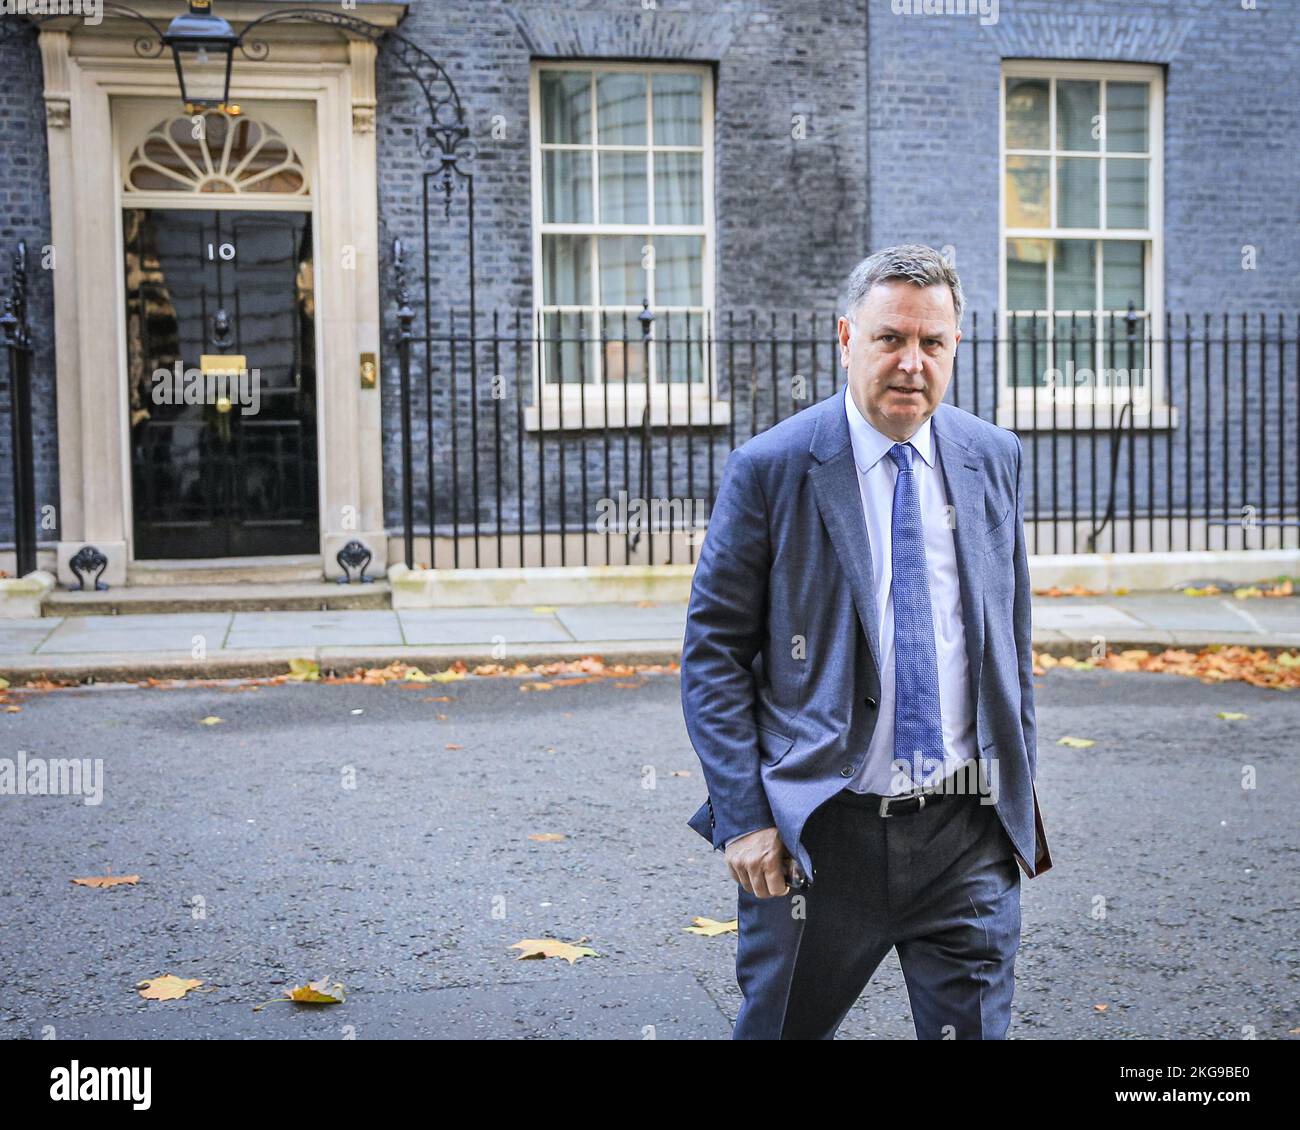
[
  {"xmin": 524, "ymin": 390, "xmax": 732, "ymax": 432},
  {"xmin": 994, "ymin": 401, "xmax": 1179, "ymax": 432}
]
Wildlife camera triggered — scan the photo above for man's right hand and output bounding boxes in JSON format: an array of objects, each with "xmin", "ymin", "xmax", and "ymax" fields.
[{"xmin": 725, "ymin": 826, "xmax": 791, "ymax": 898}]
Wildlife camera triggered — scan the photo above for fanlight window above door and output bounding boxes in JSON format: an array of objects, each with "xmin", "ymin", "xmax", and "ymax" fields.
[{"xmin": 124, "ymin": 110, "xmax": 309, "ymax": 196}]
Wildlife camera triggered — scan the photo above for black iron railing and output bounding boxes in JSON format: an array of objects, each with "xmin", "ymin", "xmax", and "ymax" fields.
[
  {"xmin": 1, "ymin": 241, "xmax": 36, "ymax": 578},
  {"xmin": 392, "ymin": 307, "xmax": 1299, "ymax": 568}
]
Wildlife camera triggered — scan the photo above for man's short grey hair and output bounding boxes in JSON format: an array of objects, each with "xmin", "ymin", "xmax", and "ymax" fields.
[{"xmin": 840, "ymin": 244, "xmax": 964, "ymax": 330}]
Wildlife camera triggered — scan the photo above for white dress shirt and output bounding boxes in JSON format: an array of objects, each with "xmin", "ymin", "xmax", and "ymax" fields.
[{"xmin": 842, "ymin": 384, "xmax": 978, "ymax": 795}]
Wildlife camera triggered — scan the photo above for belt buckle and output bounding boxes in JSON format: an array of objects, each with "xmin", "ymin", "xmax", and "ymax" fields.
[{"xmin": 878, "ymin": 792, "xmax": 925, "ymax": 818}]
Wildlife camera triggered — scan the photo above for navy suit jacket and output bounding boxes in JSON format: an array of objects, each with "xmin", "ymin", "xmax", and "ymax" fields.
[{"xmin": 681, "ymin": 393, "xmax": 1052, "ymax": 881}]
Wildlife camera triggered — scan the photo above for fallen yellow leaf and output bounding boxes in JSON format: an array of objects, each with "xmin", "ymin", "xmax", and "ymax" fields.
[
  {"xmin": 287, "ymin": 658, "xmax": 320, "ymax": 682},
  {"xmin": 684, "ymin": 917, "xmax": 739, "ymax": 937},
  {"xmin": 137, "ymin": 975, "xmax": 204, "ymax": 1001},
  {"xmin": 1216, "ymin": 712, "xmax": 1248, "ymax": 721},
  {"xmin": 72, "ymin": 874, "xmax": 140, "ymax": 888},
  {"xmin": 286, "ymin": 977, "xmax": 345, "ymax": 1004},
  {"xmin": 528, "ymin": 833, "xmax": 566, "ymax": 842},
  {"xmin": 200, "ymin": 716, "xmax": 223, "ymax": 726},
  {"xmin": 509, "ymin": 938, "xmax": 598, "ymax": 964},
  {"xmin": 1057, "ymin": 736, "xmax": 1096, "ymax": 748}
]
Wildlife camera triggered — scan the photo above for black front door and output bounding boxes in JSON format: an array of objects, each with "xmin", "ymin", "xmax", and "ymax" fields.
[{"xmin": 124, "ymin": 208, "xmax": 319, "ymax": 559}]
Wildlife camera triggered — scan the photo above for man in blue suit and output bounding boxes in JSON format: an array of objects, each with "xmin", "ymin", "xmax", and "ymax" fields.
[{"xmin": 681, "ymin": 244, "xmax": 1051, "ymax": 1040}]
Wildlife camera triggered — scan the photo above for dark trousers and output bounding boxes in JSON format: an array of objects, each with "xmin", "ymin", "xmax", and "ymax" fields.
[{"xmin": 733, "ymin": 780, "xmax": 1022, "ymax": 1039}]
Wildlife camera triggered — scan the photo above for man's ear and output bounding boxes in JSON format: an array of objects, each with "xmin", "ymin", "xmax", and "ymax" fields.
[{"xmin": 837, "ymin": 317, "xmax": 852, "ymax": 367}]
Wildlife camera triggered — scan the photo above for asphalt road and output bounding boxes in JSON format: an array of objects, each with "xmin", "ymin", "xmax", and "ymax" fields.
[{"xmin": 1, "ymin": 667, "xmax": 1296, "ymax": 1039}]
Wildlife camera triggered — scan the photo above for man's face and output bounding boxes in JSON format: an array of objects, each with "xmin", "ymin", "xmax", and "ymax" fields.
[{"xmin": 837, "ymin": 280, "xmax": 961, "ymax": 442}]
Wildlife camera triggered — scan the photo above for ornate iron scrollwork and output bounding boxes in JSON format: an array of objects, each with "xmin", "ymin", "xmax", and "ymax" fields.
[
  {"xmin": 235, "ymin": 8, "xmax": 473, "ymax": 216},
  {"xmin": 68, "ymin": 545, "xmax": 109, "ymax": 591},
  {"xmin": 336, "ymin": 539, "xmax": 373, "ymax": 584}
]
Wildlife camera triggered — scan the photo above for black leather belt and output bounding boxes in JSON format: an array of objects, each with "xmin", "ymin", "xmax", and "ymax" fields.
[{"xmin": 833, "ymin": 783, "xmax": 951, "ymax": 817}]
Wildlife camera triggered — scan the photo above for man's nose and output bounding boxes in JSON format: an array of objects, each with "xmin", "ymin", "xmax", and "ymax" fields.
[{"xmin": 898, "ymin": 342, "xmax": 924, "ymax": 375}]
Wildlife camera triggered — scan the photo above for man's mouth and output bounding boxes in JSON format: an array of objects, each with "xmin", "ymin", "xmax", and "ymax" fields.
[{"xmin": 889, "ymin": 385, "xmax": 924, "ymax": 394}]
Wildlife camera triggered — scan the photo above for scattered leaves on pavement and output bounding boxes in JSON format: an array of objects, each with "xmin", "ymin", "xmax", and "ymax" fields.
[
  {"xmin": 1033, "ymin": 584, "xmax": 1104, "ymax": 597},
  {"xmin": 1034, "ymin": 646, "xmax": 1300, "ymax": 690},
  {"xmin": 1232, "ymin": 579, "xmax": 1294, "ymax": 598}
]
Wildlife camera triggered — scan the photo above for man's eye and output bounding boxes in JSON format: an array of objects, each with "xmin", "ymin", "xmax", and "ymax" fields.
[{"xmin": 879, "ymin": 334, "xmax": 897, "ymax": 343}]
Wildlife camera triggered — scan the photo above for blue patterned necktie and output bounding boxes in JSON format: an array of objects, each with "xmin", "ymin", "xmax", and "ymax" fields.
[{"xmin": 888, "ymin": 441, "xmax": 945, "ymax": 787}]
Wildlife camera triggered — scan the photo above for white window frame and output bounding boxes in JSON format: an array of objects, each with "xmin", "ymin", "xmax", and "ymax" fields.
[
  {"xmin": 527, "ymin": 60, "xmax": 728, "ymax": 431},
  {"xmin": 998, "ymin": 60, "xmax": 1173, "ymax": 430}
]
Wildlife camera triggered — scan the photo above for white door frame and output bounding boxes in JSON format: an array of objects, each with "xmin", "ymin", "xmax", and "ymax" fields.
[{"xmin": 38, "ymin": 8, "xmax": 395, "ymax": 584}]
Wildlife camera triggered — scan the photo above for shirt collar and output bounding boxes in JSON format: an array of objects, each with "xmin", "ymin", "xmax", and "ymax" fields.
[{"xmin": 843, "ymin": 384, "xmax": 936, "ymax": 473}]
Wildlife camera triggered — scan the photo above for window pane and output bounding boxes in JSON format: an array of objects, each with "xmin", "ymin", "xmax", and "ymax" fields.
[
  {"xmin": 601, "ymin": 314, "xmax": 648, "ymax": 384},
  {"xmin": 1106, "ymin": 82, "xmax": 1148, "ymax": 153},
  {"xmin": 540, "ymin": 71, "xmax": 591, "ymax": 145},
  {"xmin": 543, "ymin": 150, "xmax": 592, "ymax": 222},
  {"xmin": 542, "ymin": 235, "xmax": 591, "ymax": 306},
  {"xmin": 1054, "ymin": 239, "xmax": 1095, "ymax": 311},
  {"xmin": 1009, "ymin": 314, "xmax": 1049, "ymax": 387},
  {"xmin": 1005, "ymin": 156, "xmax": 1049, "ymax": 228},
  {"xmin": 655, "ymin": 311, "xmax": 708, "ymax": 386},
  {"xmin": 598, "ymin": 151, "xmax": 648, "ymax": 223},
  {"xmin": 652, "ymin": 73, "xmax": 703, "ymax": 145},
  {"xmin": 543, "ymin": 312, "xmax": 595, "ymax": 385},
  {"xmin": 654, "ymin": 235, "xmax": 704, "ymax": 306},
  {"xmin": 1006, "ymin": 238, "xmax": 1049, "ymax": 310},
  {"xmin": 654, "ymin": 151, "xmax": 703, "ymax": 224},
  {"xmin": 1056, "ymin": 80, "xmax": 1100, "ymax": 151},
  {"xmin": 1056, "ymin": 157, "xmax": 1099, "ymax": 227},
  {"xmin": 1005, "ymin": 77, "xmax": 1049, "ymax": 149},
  {"xmin": 597, "ymin": 72, "xmax": 646, "ymax": 145},
  {"xmin": 598, "ymin": 235, "xmax": 649, "ymax": 306},
  {"xmin": 1100, "ymin": 311, "xmax": 1147, "ymax": 383},
  {"xmin": 1102, "ymin": 314, "xmax": 1144, "ymax": 384},
  {"xmin": 1102, "ymin": 240, "xmax": 1144, "ymax": 310},
  {"xmin": 1105, "ymin": 158, "xmax": 1148, "ymax": 228},
  {"xmin": 1052, "ymin": 314, "xmax": 1094, "ymax": 383}
]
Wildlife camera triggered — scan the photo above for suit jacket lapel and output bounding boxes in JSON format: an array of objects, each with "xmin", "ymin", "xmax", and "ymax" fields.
[
  {"xmin": 809, "ymin": 397, "xmax": 883, "ymax": 680},
  {"xmin": 933, "ymin": 407, "xmax": 986, "ymax": 706},
  {"xmin": 810, "ymin": 448, "xmax": 883, "ymax": 679}
]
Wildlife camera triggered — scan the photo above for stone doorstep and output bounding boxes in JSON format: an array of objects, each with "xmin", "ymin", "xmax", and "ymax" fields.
[{"xmin": 41, "ymin": 581, "xmax": 392, "ymax": 617}]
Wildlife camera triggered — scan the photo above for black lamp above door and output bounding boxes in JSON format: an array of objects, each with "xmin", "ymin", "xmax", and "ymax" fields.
[{"xmin": 162, "ymin": 0, "xmax": 238, "ymax": 113}]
